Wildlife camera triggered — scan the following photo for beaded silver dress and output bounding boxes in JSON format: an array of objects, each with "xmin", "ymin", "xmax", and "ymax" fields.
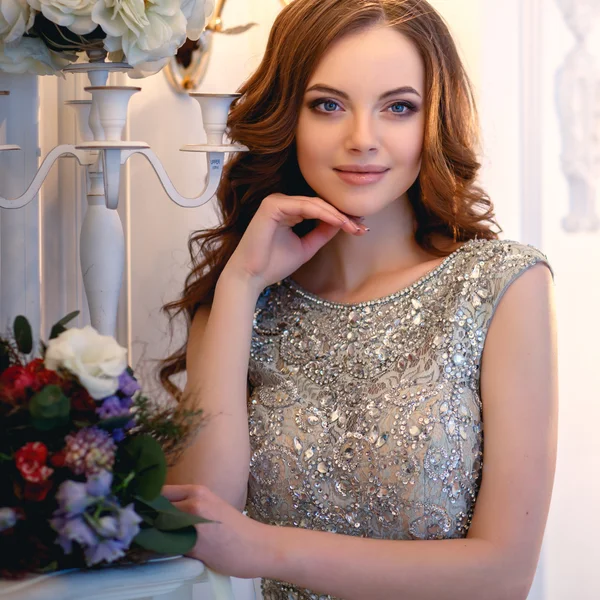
[{"xmin": 245, "ymin": 238, "xmax": 551, "ymax": 600}]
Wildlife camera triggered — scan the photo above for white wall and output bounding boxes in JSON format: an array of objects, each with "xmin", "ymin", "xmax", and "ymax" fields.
[{"xmin": 538, "ymin": 4, "xmax": 600, "ymax": 599}]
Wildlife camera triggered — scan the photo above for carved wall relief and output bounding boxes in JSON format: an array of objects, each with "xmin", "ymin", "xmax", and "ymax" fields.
[{"xmin": 555, "ymin": 0, "xmax": 600, "ymax": 232}]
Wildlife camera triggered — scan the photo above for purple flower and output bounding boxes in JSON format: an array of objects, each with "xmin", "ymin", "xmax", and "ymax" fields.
[
  {"xmin": 96, "ymin": 396, "xmax": 124, "ymax": 420},
  {"xmin": 112, "ymin": 428, "xmax": 126, "ymax": 442},
  {"xmin": 86, "ymin": 470, "xmax": 113, "ymax": 497},
  {"xmin": 118, "ymin": 504, "xmax": 143, "ymax": 546},
  {"xmin": 85, "ymin": 539, "xmax": 127, "ymax": 566},
  {"xmin": 118, "ymin": 371, "xmax": 140, "ymax": 397},
  {"xmin": 51, "ymin": 470, "xmax": 142, "ymax": 567},
  {"xmin": 96, "ymin": 395, "xmax": 136, "ymax": 440},
  {"xmin": 56, "ymin": 480, "xmax": 93, "ymax": 513},
  {"xmin": 96, "ymin": 516, "xmax": 119, "ymax": 537},
  {"xmin": 63, "ymin": 517, "xmax": 98, "ymax": 547},
  {"xmin": 64, "ymin": 427, "xmax": 116, "ymax": 476}
]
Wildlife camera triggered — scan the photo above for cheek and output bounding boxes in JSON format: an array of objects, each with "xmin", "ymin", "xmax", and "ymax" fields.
[{"xmin": 297, "ymin": 122, "xmax": 331, "ymax": 165}]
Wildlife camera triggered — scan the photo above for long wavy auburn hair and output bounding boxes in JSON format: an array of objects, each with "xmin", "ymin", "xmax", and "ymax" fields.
[{"xmin": 159, "ymin": 0, "xmax": 501, "ymax": 398}]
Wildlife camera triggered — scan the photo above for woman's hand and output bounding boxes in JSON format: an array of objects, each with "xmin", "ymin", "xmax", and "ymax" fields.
[
  {"xmin": 161, "ymin": 484, "xmax": 275, "ymax": 579},
  {"xmin": 224, "ymin": 193, "xmax": 368, "ymax": 294}
]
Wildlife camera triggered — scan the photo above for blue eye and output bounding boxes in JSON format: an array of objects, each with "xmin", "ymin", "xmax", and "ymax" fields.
[
  {"xmin": 389, "ymin": 102, "xmax": 410, "ymax": 114},
  {"xmin": 316, "ymin": 100, "xmax": 340, "ymax": 112}
]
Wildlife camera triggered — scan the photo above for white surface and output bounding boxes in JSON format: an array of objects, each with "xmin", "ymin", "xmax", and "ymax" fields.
[{"xmin": 0, "ymin": 557, "xmax": 233, "ymax": 600}]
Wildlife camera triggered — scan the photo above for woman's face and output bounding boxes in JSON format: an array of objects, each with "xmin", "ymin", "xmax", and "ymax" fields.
[{"xmin": 296, "ymin": 25, "xmax": 426, "ymax": 218}]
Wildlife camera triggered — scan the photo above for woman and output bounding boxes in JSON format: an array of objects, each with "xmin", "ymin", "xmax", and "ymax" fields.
[{"xmin": 161, "ymin": 1, "xmax": 558, "ymax": 598}]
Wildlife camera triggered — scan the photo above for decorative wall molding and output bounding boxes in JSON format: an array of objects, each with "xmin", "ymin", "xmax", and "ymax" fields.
[
  {"xmin": 520, "ymin": 0, "xmax": 544, "ymax": 248},
  {"xmin": 0, "ymin": 75, "xmax": 41, "ymax": 342},
  {"xmin": 555, "ymin": 0, "xmax": 600, "ymax": 232}
]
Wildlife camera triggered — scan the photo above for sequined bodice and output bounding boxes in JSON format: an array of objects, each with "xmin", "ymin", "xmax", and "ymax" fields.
[{"xmin": 245, "ymin": 239, "xmax": 550, "ymax": 600}]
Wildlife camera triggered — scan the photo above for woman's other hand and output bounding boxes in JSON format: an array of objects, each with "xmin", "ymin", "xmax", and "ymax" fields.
[
  {"xmin": 225, "ymin": 193, "xmax": 368, "ymax": 295},
  {"xmin": 161, "ymin": 484, "xmax": 274, "ymax": 579}
]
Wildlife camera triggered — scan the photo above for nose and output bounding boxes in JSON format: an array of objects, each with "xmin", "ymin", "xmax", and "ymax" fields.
[{"xmin": 345, "ymin": 110, "xmax": 379, "ymax": 153}]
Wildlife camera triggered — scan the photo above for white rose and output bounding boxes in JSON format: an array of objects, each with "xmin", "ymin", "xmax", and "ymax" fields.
[
  {"xmin": 181, "ymin": 0, "xmax": 213, "ymax": 41},
  {"xmin": 44, "ymin": 325, "xmax": 128, "ymax": 400},
  {"xmin": 0, "ymin": 0, "xmax": 35, "ymax": 45},
  {"xmin": 109, "ymin": 48, "xmax": 169, "ymax": 78},
  {"xmin": 93, "ymin": 0, "xmax": 186, "ymax": 67},
  {"xmin": 27, "ymin": 0, "xmax": 96, "ymax": 35},
  {"xmin": 0, "ymin": 37, "xmax": 69, "ymax": 75}
]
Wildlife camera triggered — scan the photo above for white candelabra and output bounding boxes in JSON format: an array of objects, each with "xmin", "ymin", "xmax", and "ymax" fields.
[{"xmin": 0, "ymin": 60, "xmax": 247, "ymax": 337}]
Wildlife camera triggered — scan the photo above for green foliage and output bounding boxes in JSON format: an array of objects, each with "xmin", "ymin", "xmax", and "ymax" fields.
[
  {"xmin": 133, "ymin": 394, "xmax": 204, "ymax": 466},
  {"xmin": 29, "ymin": 385, "xmax": 70, "ymax": 431},
  {"xmin": 97, "ymin": 415, "xmax": 132, "ymax": 433},
  {"xmin": 13, "ymin": 316, "xmax": 33, "ymax": 355},
  {"xmin": 0, "ymin": 339, "xmax": 11, "ymax": 373},
  {"xmin": 49, "ymin": 311, "xmax": 80, "ymax": 340},
  {"xmin": 133, "ymin": 526, "xmax": 198, "ymax": 555},
  {"xmin": 132, "ymin": 494, "xmax": 213, "ymax": 555},
  {"xmin": 116, "ymin": 435, "xmax": 167, "ymax": 501},
  {"xmin": 136, "ymin": 495, "xmax": 212, "ymax": 530}
]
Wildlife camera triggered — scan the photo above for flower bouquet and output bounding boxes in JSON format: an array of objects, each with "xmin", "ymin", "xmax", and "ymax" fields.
[
  {"xmin": 0, "ymin": 313, "xmax": 206, "ymax": 578},
  {"xmin": 0, "ymin": 0, "xmax": 215, "ymax": 76}
]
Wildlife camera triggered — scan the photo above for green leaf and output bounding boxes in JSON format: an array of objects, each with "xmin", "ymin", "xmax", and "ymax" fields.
[
  {"xmin": 97, "ymin": 415, "xmax": 132, "ymax": 432},
  {"xmin": 117, "ymin": 435, "xmax": 167, "ymax": 501},
  {"xmin": 135, "ymin": 495, "xmax": 212, "ymax": 530},
  {"xmin": 49, "ymin": 311, "xmax": 80, "ymax": 340},
  {"xmin": 0, "ymin": 340, "xmax": 10, "ymax": 373},
  {"xmin": 133, "ymin": 525, "xmax": 197, "ymax": 554},
  {"xmin": 29, "ymin": 385, "xmax": 70, "ymax": 430},
  {"xmin": 13, "ymin": 316, "xmax": 33, "ymax": 354}
]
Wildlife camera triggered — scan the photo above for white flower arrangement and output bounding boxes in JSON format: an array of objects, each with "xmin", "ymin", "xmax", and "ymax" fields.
[
  {"xmin": 0, "ymin": 0, "xmax": 214, "ymax": 76},
  {"xmin": 44, "ymin": 325, "xmax": 128, "ymax": 399}
]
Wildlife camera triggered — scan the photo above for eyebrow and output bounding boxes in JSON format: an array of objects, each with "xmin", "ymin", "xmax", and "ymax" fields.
[{"xmin": 305, "ymin": 84, "xmax": 422, "ymax": 100}]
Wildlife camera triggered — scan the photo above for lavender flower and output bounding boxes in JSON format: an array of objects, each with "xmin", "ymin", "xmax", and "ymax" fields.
[
  {"xmin": 51, "ymin": 471, "xmax": 142, "ymax": 567},
  {"xmin": 85, "ymin": 539, "xmax": 127, "ymax": 565},
  {"xmin": 96, "ymin": 395, "xmax": 136, "ymax": 441},
  {"xmin": 96, "ymin": 396, "xmax": 125, "ymax": 420},
  {"xmin": 64, "ymin": 427, "xmax": 116, "ymax": 476},
  {"xmin": 55, "ymin": 480, "xmax": 94, "ymax": 513},
  {"xmin": 118, "ymin": 371, "xmax": 140, "ymax": 397},
  {"xmin": 0, "ymin": 507, "xmax": 17, "ymax": 532}
]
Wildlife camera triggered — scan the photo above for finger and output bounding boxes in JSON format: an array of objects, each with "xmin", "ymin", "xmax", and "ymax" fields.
[
  {"xmin": 293, "ymin": 196, "xmax": 364, "ymax": 228},
  {"xmin": 161, "ymin": 484, "xmax": 196, "ymax": 502},
  {"xmin": 171, "ymin": 499, "xmax": 222, "ymax": 525},
  {"xmin": 276, "ymin": 200, "xmax": 358, "ymax": 234},
  {"xmin": 300, "ymin": 221, "xmax": 342, "ymax": 258}
]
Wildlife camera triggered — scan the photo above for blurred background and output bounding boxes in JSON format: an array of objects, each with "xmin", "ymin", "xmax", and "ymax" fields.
[{"xmin": 0, "ymin": 0, "xmax": 598, "ymax": 598}]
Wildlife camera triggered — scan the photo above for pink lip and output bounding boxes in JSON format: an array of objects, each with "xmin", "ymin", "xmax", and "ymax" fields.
[
  {"xmin": 335, "ymin": 165, "xmax": 389, "ymax": 173},
  {"xmin": 334, "ymin": 168, "xmax": 388, "ymax": 186}
]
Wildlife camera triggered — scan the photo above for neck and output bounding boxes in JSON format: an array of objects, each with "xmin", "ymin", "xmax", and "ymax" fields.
[{"xmin": 293, "ymin": 196, "xmax": 457, "ymax": 297}]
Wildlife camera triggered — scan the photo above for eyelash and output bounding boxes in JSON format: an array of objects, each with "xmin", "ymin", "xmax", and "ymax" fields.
[{"xmin": 308, "ymin": 98, "xmax": 417, "ymax": 116}]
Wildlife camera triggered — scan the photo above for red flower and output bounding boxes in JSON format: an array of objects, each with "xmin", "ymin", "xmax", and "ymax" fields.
[
  {"xmin": 50, "ymin": 450, "xmax": 66, "ymax": 468},
  {"xmin": 68, "ymin": 386, "xmax": 96, "ymax": 413},
  {"xmin": 23, "ymin": 480, "xmax": 53, "ymax": 502},
  {"xmin": 0, "ymin": 365, "xmax": 36, "ymax": 404},
  {"xmin": 15, "ymin": 442, "xmax": 54, "ymax": 484},
  {"xmin": 25, "ymin": 359, "xmax": 62, "ymax": 390}
]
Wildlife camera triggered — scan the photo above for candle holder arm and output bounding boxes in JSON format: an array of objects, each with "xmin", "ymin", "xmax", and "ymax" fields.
[
  {"xmin": 0, "ymin": 145, "xmax": 93, "ymax": 209},
  {"xmin": 119, "ymin": 146, "xmax": 245, "ymax": 208}
]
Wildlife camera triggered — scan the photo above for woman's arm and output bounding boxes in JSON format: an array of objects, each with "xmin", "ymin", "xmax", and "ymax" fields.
[
  {"xmin": 256, "ymin": 262, "xmax": 558, "ymax": 600},
  {"xmin": 166, "ymin": 270, "xmax": 259, "ymax": 510}
]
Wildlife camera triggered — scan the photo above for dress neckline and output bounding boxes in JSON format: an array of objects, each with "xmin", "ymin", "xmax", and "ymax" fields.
[{"xmin": 284, "ymin": 238, "xmax": 478, "ymax": 309}]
